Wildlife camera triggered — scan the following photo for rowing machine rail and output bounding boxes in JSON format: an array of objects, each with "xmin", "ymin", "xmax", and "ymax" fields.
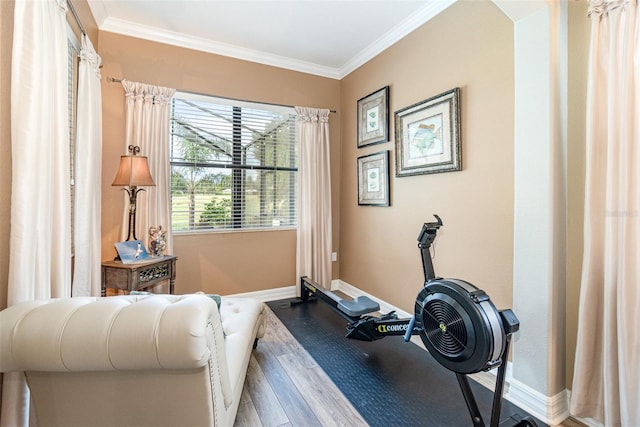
[
  {"xmin": 293, "ymin": 276, "xmax": 422, "ymax": 341},
  {"xmin": 292, "ymin": 215, "xmax": 443, "ymax": 342}
]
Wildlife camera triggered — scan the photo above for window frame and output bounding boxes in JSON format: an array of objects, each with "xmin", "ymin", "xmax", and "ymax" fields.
[
  {"xmin": 67, "ymin": 24, "xmax": 80, "ymax": 255},
  {"xmin": 169, "ymin": 92, "xmax": 298, "ymax": 234}
]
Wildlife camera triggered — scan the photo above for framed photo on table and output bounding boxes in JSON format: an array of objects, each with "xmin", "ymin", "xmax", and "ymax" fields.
[
  {"xmin": 357, "ymin": 151, "xmax": 390, "ymax": 206},
  {"xmin": 357, "ymin": 86, "xmax": 389, "ymax": 148},
  {"xmin": 115, "ymin": 240, "xmax": 149, "ymax": 264},
  {"xmin": 395, "ymin": 87, "xmax": 461, "ymax": 177}
]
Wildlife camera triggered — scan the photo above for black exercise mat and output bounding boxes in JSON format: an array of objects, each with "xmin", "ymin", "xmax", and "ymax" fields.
[{"xmin": 268, "ymin": 298, "xmax": 544, "ymax": 427}]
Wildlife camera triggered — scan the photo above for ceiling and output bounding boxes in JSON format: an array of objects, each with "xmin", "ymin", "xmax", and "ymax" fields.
[{"xmin": 87, "ymin": 0, "xmax": 456, "ymax": 79}]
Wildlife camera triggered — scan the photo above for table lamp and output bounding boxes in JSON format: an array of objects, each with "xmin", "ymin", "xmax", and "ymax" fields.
[{"xmin": 112, "ymin": 145, "xmax": 155, "ymax": 241}]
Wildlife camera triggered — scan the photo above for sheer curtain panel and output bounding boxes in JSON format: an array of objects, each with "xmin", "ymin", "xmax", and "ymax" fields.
[
  {"xmin": 3, "ymin": 0, "xmax": 72, "ymax": 425},
  {"xmin": 72, "ymin": 34, "xmax": 103, "ymax": 297},
  {"xmin": 570, "ymin": 1, "xmax": 639, "ymax": 426},
  {"xmin": 295, "ymin": 107, "xmax": 333, "ymax": 290},
  {"xmin": 120, "ymin": 80, "xmax": 175, "ymax": 253}
]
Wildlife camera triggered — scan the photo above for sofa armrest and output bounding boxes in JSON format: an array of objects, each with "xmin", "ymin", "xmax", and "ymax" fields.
[{"xmin": 0, "ymin": 294, "xmax": 223, "ymax": 373}]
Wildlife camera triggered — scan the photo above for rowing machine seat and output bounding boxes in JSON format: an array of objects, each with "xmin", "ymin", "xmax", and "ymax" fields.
[{"xmin": 338, "ymin": 296, "xmax": 380, "ymax": 317}]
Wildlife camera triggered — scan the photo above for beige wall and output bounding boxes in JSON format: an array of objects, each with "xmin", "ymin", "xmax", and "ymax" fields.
[
  {"xmin": 339, "ymin": 0, "xmax": 515, "ymax": 313},
  {"xmin": 98, "ymin": 32, "xmax": 341, "ymax": 295}
]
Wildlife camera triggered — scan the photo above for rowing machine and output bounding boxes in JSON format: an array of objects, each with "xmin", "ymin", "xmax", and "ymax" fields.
[
  {"xmin": 291, "ymin": 214, "xmax": 537, "ymax": 427},
  {"xmin": 292, "ymin": 215, "xmax": 444, "ymax": 341}
]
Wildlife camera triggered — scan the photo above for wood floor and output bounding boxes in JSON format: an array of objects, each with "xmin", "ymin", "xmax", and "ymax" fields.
[
  {"xmin": 234, "ymin": 306, "xmax": 588, "ymax": 427},
  {"xmin": 234, "ymin": 307, "xmax": 367, "ymax": 427}
]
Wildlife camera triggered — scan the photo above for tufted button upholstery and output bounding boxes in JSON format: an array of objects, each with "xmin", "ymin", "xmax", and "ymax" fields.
[
  {"xmin": 0, "ymin": 294, "xmax": 219, "ymax": 372},
  {"xmin": 0, "ymin": 293, "xmax": 266, "ymax": 427}
]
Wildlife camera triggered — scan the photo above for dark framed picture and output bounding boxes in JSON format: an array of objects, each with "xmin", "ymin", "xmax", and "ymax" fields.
[
  {"xmin": 357, "ymin": 86, "xmax": 389, "ymax": 148},
  {"xmin": 395, "ymin": 87, "xmax": 461, "ymax": 177},
  {"xmin": 357, "ymin": 151, "xmax": 390, "ymax": 206}
]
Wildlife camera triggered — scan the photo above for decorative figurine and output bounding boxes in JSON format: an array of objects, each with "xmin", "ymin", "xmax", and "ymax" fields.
[{"xmin": 148, "ymin": 225, "xmax": 167, "ymax": 257}]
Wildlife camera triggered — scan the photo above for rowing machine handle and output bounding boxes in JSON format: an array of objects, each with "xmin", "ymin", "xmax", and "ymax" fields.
[
  {"xmin": 403, "ymin": 316, "xmax": 416, "ymax": 342},
  {"xmin": 418, "ymin": 214, "xmax": 443, "ymax": 281}
]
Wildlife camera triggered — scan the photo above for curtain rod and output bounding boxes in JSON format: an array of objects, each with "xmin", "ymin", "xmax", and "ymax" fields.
[
  {"xmin": 107, "ymin": 76, "xmax": 337, "ymax": 113},
  {"xmin": 67, "ymin": 0, "xmax": 86, "ymax": 36}
]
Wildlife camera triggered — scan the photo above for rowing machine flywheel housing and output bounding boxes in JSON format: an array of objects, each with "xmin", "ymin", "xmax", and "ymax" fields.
[{"xmin": 414, "ymin": 278, "xmax": 508, "ymax": 375}]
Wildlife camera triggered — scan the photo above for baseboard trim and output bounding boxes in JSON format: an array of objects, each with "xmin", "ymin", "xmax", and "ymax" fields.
[
  {"xmin": 226, "ymin": 285, "xmax": 297, "ymax": 302},
  {"xmin": 506, "ymin": 379, "xmax": 570, "ymax": 425},
  {"xmin": 332, "ymin": 279, "xmax": 413, "ymax": 318},
  {"xmin": 465, "ymin": 361, "xmax": 569, "ymax": 426}
]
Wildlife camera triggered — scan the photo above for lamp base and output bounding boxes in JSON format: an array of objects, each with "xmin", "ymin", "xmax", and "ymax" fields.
[{"xmin": 122, "ymin": 186, "xmax": 145, "ymax": 241}]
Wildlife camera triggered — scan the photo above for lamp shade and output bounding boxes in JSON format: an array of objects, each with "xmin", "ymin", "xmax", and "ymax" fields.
[{"xmin": 112, "ymin": 155, "xmax": 155, "ymax": 187}]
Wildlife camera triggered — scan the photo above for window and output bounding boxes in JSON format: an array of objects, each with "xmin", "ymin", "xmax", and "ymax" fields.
[
  {"xmin": 170, "ymin": 93, "xmax": 297, "ymax": 232},
  {"xmin": 67, "ymin": 26, "xmax": 80, "ymax": 255}
]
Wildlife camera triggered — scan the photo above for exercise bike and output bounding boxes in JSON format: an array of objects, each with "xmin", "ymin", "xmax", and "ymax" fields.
[{"xmin": 292, "ymin": 215, "xmax": 538, "ymax": 427}]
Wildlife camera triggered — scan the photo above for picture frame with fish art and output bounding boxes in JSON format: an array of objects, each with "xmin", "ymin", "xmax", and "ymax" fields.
[{"xmin": 395, "ymin": 88, "xmax": 461, "ymax": 177}]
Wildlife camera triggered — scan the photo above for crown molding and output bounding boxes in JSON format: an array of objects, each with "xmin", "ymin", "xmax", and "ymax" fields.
[
  {"xmin": 88, "ymin": 0, "xmax": 458, "ymax": 80},
  {"xmin": 99, "ymin": 15, "xmax": 342, "ymax": 79},
  {"xmin": 338, "ymin": 0, "xmax": 458, "ymax": 78}
]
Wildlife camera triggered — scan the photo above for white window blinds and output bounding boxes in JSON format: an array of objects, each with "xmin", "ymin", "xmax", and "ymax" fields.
[
  {"xmin": 67, "ymin": 31, "xmax": 80, "ymax": 254},
  {"xmin": 170, "ymin": 92, "xmax": 297, "ymax": 232}
]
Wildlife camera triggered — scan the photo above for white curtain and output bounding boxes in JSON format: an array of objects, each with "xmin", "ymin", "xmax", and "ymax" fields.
[
  {"xmin": 2, "ymin": 0, "xmax": 71, "ymax": 425},
  {"xmin": 295, "ymin": 107, "xmax": 333, "ymax": 290},
  {"xmin": 119, "ymin": 81, "xmax": 175, "ymax": 253},
  {"xmin": 571, "ymin": 1, "xmax": 639, "ymax": 426},
  {"xmin": 72, "ymin": 34, "xmax": 102, "ymax": 297}
]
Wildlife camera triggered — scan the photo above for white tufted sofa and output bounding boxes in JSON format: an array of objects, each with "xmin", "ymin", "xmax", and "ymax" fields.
[{"xmin": 0, "ymin": 293, "xmax": 266, "ymax": 427}]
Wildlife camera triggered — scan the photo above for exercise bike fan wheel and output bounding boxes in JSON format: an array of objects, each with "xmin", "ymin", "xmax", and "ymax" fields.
[{"xmin": 414, "ymin": 279, "xmax": 536, "ymax": 427}]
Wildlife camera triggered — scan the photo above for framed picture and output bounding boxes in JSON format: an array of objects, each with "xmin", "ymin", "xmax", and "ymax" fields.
[
  {"xmin": 115, "ymin": 240, "xmax": 149, "ymax": 264},
  {"xmin": 395, "ymin": 87, "xmax": 461, "ymax": 177},
  {"xmin": 357, "ymin": 151, "xmax": 390, "ymax": 206},
  {"xmin": 357, "ymin": 86, "xmax": 389, "ymax": 148}
]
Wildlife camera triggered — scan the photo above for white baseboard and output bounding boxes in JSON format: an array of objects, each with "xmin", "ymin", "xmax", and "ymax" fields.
[
  {"xmin": 332, "ymin": 279, "xmax": 413, "ymax": 318},
  {"xmin": 506, "ymin": 378, "xmax": 570, "ymax": 426},
  {"xmin": 226, "ymin": 285, "xmax": 296, "ymax": 302},
  {"xmin": 465, "ymin": 360, "xmax": 570, "ymax": 427}
]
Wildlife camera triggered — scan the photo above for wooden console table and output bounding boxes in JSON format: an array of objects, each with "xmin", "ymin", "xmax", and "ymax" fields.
[{"xmin": 101, "ymin": 255, "xmax": 177, "ymax": 297}]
